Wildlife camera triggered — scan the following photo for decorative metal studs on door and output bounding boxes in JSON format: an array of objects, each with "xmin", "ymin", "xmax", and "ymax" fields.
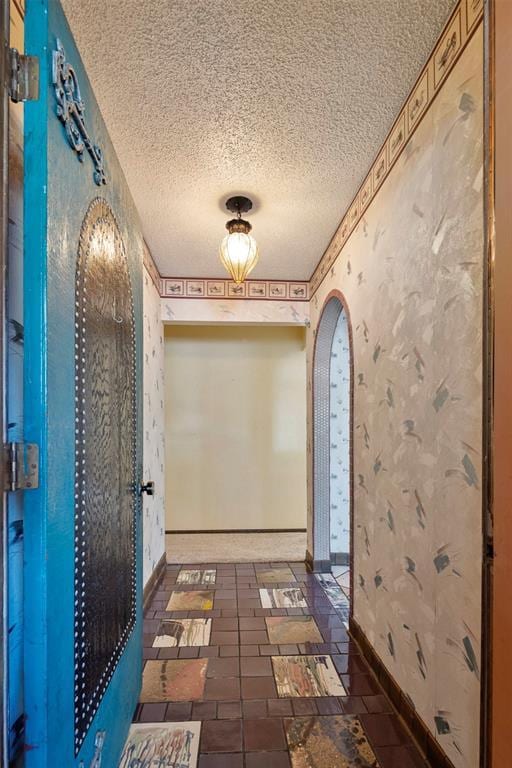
[
  {"xmin": 74, "ymin": 198, "xmax": 136, "ymax": 752},
  {"xmin": 52, "ymin": 39, "xmax": 106, "ymax": 186}
]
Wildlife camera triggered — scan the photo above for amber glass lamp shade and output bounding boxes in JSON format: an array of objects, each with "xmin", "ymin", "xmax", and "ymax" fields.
[{"xmin": 219, "ymin": 217, "xmax": 259, "ymax": 284}]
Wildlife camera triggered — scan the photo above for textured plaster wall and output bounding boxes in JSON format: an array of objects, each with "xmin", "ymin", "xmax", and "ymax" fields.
[
  {"xmin": 143, "ymin": 264, "xmax": 166, "ymax": 586},
  {"xmin": 307, "ymin": 30, "xmax": 484, "ymax": 768}
]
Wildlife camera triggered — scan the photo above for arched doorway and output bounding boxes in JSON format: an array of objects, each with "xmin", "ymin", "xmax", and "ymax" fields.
[{"xmin": 312, "ymin": 292, "xmax": 352, "ymax": 575}]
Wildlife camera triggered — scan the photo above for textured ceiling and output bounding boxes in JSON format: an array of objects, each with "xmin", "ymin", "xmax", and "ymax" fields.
[{"xmin": 61, "ymin": 0, "xmax": 456, "ymax": 279}]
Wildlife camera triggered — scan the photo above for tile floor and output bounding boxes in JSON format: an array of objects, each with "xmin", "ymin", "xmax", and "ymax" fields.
[{"xmin": 130, "ymin": 561, "xmax": 429, "ymax": 767}]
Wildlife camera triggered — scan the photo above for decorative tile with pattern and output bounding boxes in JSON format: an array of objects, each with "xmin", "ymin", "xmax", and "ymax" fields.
[
  {"xmin": 285, "ymin": 715, "xmax": 379, "ymax": 768},
  {"xmin": 265, "ymin": 616, "xmax": 323, "ymax": 645},
  {"xmin": 119, "ymin": 721, "xmax": 201, "ymax": 768},
  {"xmin": 177, "ymin": 569, "xmax": 217, "ymax": 585},
  {"xmin": 166, "ymin": 591, "xmax": 214, "ymax": 611},
  {"xmin": 259, "ymin": 587, "xmax": 307, "ymax": 608},
  {"xmin": 256, "ymin": 567, "xmax": 296, "ymax": 584},
  {"xmin": 141, "ymin": 659, "xmax": 208, "ymax": 702},
  {"xmin": 272, "ymin": 655, "xmax": 346, "ymax": 698},
  {"xmin": 153, "ymin": 618, "xmax": 212, "ymax": 647}
]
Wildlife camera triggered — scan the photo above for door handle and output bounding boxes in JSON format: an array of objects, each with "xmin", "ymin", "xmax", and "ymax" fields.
[{"xmin": 137, "ymin": 480, "xmax": 154, "ymax": 497}]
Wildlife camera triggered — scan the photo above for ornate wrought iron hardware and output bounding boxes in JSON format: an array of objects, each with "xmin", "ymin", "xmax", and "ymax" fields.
[
  {"xmin": 3, "ymin": 442, "xmax": 39, "ymax": 491},
  {"xmin": 52, "ymin": 39, "xmax": 106, "ymax": 185},
  {"xmin": 9, "ymin": 48, "xmax": 39, "ymax": 103},
  {"xmin": 138, "ymin": 480, "xmax": 155, "ymax": 497}
]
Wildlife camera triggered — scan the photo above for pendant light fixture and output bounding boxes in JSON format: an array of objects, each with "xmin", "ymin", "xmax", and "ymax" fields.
[{"xmin": 219, "ymin": 195, "xmax": 259, "ymax": 284}]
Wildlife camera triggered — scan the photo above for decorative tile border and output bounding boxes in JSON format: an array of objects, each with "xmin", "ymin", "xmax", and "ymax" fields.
[
  {"xmin": 142, "ymin": 241, "xmax": 163, "ymax": 294},
  {"xmin": 161, "ymin": 277, "xmax": 309, "ymax": 301},
  {"xmin": 309, "ymin": 0, "xmax": 483, "ymax": 297}
]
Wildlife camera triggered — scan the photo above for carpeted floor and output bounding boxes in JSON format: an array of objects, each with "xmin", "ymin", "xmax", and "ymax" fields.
[{"xmin": 166, "ymin": 531, "xmax": 307, "ymax": 564}]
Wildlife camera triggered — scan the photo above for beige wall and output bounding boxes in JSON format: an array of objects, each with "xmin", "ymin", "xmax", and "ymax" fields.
[
  {"xmin": 307, "ymin": 27, "xmax": 484, "ymax": 768},
  {"xmin": 164, "ymin": 325, "xmax": 307, "ymax": 531}
]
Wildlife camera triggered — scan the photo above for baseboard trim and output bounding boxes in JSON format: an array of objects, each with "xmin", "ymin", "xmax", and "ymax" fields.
[
  {"xmin": 166, "ymin": 528, "xmax": 307, "ymax": 534},
  {"xmin": 305, "ymin": 549, "xmax": 332, "ymax": 573},
  {"xmin": 349, "ymin": 617, "xmax": 455, "ymax": 768},
  {"xmin": 143, "ymin": 551, "xmax": 167, "ymax": 615}
]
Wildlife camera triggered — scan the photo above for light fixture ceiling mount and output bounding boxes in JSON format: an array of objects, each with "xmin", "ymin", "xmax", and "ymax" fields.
[{"xmin": 219, "ymin": 195, "xmax": 259, "ymax": 284}]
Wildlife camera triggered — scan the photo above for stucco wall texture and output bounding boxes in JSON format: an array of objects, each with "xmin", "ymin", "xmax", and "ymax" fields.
[{"xmin": 307, "ymin": 29, "xmax": 484, "ymax": 768}]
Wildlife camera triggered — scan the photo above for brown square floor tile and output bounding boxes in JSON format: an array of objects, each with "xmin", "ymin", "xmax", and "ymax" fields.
[
  {"xmin": 215, "ymin": 599, "xmax": 238, "ymax": 610},
  {"xmin": 359, "ymin": 713, "xmax": 408, "ymax": 747},
  {"xmin": 210, "ymin": 631, "xmax": 239, "ymax": 646},
  {"xmin": 201, "ymin": 719, "xmax": 243, "ymax": 753},
  {"xmin": 241, "ymin": 676, "xmax": 278, "ymax": 699},
  {"xmin": 139, "ymin": 702, "xmax": 166, "ymax": 722},
  {"xmin": 241, "ymin": 657, "xmax": 273, "ymax": 677},
  {"xmin": 241, "ymin": 645, "xmax": 260, "ymax": 656},
  {"xmin": 192, "ymin": 701, "xmax": 217, "ymax": 719},
  {"xmin": 164, "ymin": 701, "xmax": 192, "ymax": 721},
  {"xmin": 242, "ymin": 699, "xmax": 268, "ymax": 718},
  {"xmin": 317, "ymin": 697, "xmax": 343, "ymax": 715},
  {"xmin": 340, "ymin": 673, "xmax": 380, "ymax": 696},
  {"xmin": 259, "ymin": 645, "xmax": 280, "ymax": 656},
  {"xmin": 239, "ymin": 617, "xmax": 267, "ymax": 630},
  {"xmin": 217, "ymin": 700, "xmax": 242, "ymax": 719},
  {"xmin": 244, "ymin": 717, "xmax": 286, "ymax": 751},
  {"xmin": 157, "ymin": 647, "xmax": 179, "ymax": 659},
  {"xmin": 203, "ymin": 676, "xmax": 241, "ymax": 701},
  {"xmin": 245, "ymin": 752, "xmax": 291, "ymax": 768},
  {"xmin": 339, "ymin": 696, "xmax": 368, "ymax": 714},
  {"xmin": 206, "ymin": 657, "xmax": 240, "ymax": 678},
  {"xmin": 268, "ymin": 698, "xmax": 293, "ymax": 717},
  {"xmin": 200, "ymin": 646, "xmax": 219, "ymax": 658},
  {"xmin": 292, "ymin": 698, "xmax": 318, "ymax": 716},
  {"xmin": 363, "ymin": 695, "xmax": 393, "ymax": 714},
  {"xmin": 199, "ymin": 754, "xmax": 243, "ymax": 768},
  {"xmin": 374, "ymin": 744, "xmax": 426, "ymax": 768},
  {"xmin": 212, "ymin": 618, "xmax": 239, "ymax": 631},
  {"xmin": 240, "ymin": 630, "xmax": 269, "ymax": 645},
  {"xmin": 220, "ymin": 646, "xmax": 240, "ymax": 657}
]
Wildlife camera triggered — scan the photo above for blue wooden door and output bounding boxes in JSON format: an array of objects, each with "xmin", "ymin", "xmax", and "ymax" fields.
[{"xmin": 23, "ymin": 1, "xmax": 144, "ymax": 765}]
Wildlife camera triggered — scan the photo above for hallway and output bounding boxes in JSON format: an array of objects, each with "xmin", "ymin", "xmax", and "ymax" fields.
[
  {"xmin": 130, "ymin": 560, "xmax": 423, "ymax": 767},
  {"xmin": 4, "ymin": 0, "xmax": 511, "ymax": 765}
]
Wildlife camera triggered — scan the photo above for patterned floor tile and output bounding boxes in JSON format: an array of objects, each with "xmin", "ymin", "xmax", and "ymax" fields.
[
  {"xmin": 259, "ymin": 588, "xmax": 307, "ymax": 608},
  {"xmin": 153, "ymin": 618, "xmax": 212, "ymax": 647},
  {"xmin": 315, "ymin": 573, "xmax": 350, "ymax": 625},
  {"xmin": 167, "ymin": 591, "xmax": 214, "ymax": 611},
  {"xmin": 266, "ymin": 616, "xmax": 323, "ymax": 644},
  {"xmin": 137, "ymin": 562, "xmax": 426, "ymax": 768},
  {"xmin": 119, "ymin": 721, "xmax": 201, "ymax": 767},
  {"xmin": 177, "ymin": 569, "xmax": 217, "ymax": 585},
  {"xmin": 284, "ymin": 715, "xmax": 379, "ymax": 767},
  {"xmin": 272, "ymin": 655, "xmax": 346, "ymax": 697},
  {"xmin": 141, "ymin": 659, "xmax": 208, "ymax": 702},
  {"xmin": 256, "ymin": 568, "xmax": 296, "ymax": 583}
]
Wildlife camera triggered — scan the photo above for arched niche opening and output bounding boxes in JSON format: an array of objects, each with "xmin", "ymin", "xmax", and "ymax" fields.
[{"xmin": 312, "ymin": 292, "xmax": 353, "ymax": 578}]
